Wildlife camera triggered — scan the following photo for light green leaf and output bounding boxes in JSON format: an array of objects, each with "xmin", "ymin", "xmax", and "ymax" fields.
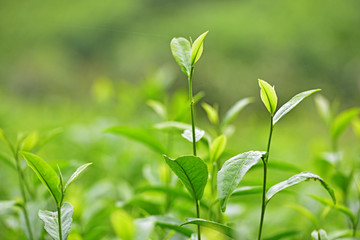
[
  {"xmin": 134, "ymin": 217, "xmax": 155, "ymax": 240},
  {"xmin": 258, "ymin": 79, "xmax": 277, "ymax": 115},
  {"xmin": 273, "ymin": 89, "xmax": 321, "ymax": 125},
  {"xmin": 0, "ymin": 129, "xmax": 15, "ymax": 153},
  {"xmin": 309, "ymin": 194, "xmax": 355, "ymax": 224},
  {"xmin": 331, "ymin": 108, "xmax": 360, "ymax": 140},
  {"xmin": 264, "ymin": 230, "xmax": 302, "ymax": 240},
  {"xmin": 0, "ymin": 152, "xmax": 15, "ymax": 170},
  {"xmin": 221, "ymin": 97, "xmax": 253, "ymax": 128},
  {"xmin": 190, "ymin": 31, "xmax": 208, "ymax": 65},
  {"xmin": 20, "ymin": 131, "xmax": 39, "ymax": 151},
  {"xmin": 266, "ymin": 172, "xmax": 336, "ymax": 204},
  {"xmin": 164, "ymin": 155, "xmax": 208, "ymax": 200},
  {"xmin": 315, "ymin": 95, "xmax": 331, "ymax": 125},
  {"xmin": 181, "ymin": 129, "xmax": 205, "ymax": 143},
  {"xmin": 154, "ymin": 121, "xmax": 192, "ymax": 132},
  {"xmin": 311, "ymin": 229, "xmax": 328, "ymax": 240},
  {"xmin": 146, "ymin": 100, "xmax": 167, "ymax": 120},
  {"xmin": 105, "ymin": 126, "xmax": 165, "ymax": 153},
  {"xmin": 217, "ymin": 151, "xmax": 265, "ymax": 211},
  {"xmin": 353, "ymin": 117, "xmax": 360, "ymax": 138},
  {"xmin": 210, "ymin": 135, "xmax": 227, "ymax": 163},
  {"xmin": 22, "ymin": 152, "xmax": 62, "ymax": 204},
  {"xmin": 182, "ymin": 218, "xmax": 236, "ymax": 238},
  {"xmin": 0, "ymin": 200, "xmax": 17, "ymax": 214},
  {"xmin": 35, "ymin": 128, "xmax": 63, "ymax": 152},
  {"xmin": 170, "ymin": 37, "xmax": 191, "ymax": 76},
  {"xmin": 201, "ymin": 102, "xmax": 219, "ymax": 125},
  {"xmin": 111, "ymin": 209, "xmax": 135, "ymax": 240},
  {"xmin": 64, "ymin": 163, "xmax": 92, "ymax": 191},
  {"xmin": 136, "ymin": 185, "xmax": 191, "ymax": 201},
  {"xmin": 287, "ymin": 203, "xmax": 319, "ymax": 228},
  {"xmin": 151, "ymin": 216, "xmax": 194, "ymax": 237},
  {"xmin": 231, "ymin": 186, "xmax": 263, "ymax": 197},
  {"xmin": 38, "ymin": 202, "xmax": 73, "ymax": 240}
]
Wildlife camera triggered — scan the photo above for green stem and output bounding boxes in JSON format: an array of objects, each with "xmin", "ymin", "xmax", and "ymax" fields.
[
  {"xmin": 57, "ymin": 205, "xmax": 63, "ymax": 240},
  {"xmin": 195, "ymin": 199, "xmax": 201, "ymax": 240},
  {"xmin": 258, "ymin": 116, "xmax": 274, "ymax": 240}
]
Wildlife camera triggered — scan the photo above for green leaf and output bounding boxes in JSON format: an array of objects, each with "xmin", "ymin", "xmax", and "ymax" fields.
[
  {"xmin": 0, "ymin": 129, "xmax": 15, "ymax": 154},
  {"xmin": 258, "ymin": 79, "xmax": 277, "ymax": 115},
  {"xmin": 154, "ymin": 121, "xmax": 192, "ymax": 132},
  {"xmin": 287, "ymin": 203, "xmax": 319, "ymax": 228},
  {"xmin": 273, "ymin": 89, "xmax": 321, "ymax": 125},
  {"xmin": 22, "ymin": 152, "xmax": 62, "ymax": 204},
  {"xmin": 170, "ymin": 37, "xmax": 191, "ymax": 76},
  {"xmin": 266, "ymin": 172, "xmax": 336, "ymax": 204},
  {"xmin": 35, "ymin": 128, "xmax": 63, "ymax": 152},
  {"xmin": 0, "ymin": 152, "xmax": 16, "ymax": 170},
  {"xmin": 190, "ymin": 31, "xmax": 208, "ymax": 65},
  {"xmin": 311, "ymin": 229, "xmax": 328, "ymax": 240},
  {"xmin": 64, "ymin": 163, "xmax": 92, "ymax": 192},
  {"xmin": 210, "ymin": 135, "xmax": 227, "ymax": 163},
  {"xmin": 152, "ymin": 216, "xmax": 194, "ymax": 237},
  {"xmin": 105, "ymin": 126, "xmax": 165, "ymax": 153},
  {"xmin": 0, "ymin": 200, "xmax": 17, "ymax": 214},
  {"xmin": 134, "ymin": 217, "xmax": 155, "ymax": 240},
  {"xmin": 181, "ymin": 129, "xmax": 205, "ymax": 143},
  {"xmin": 135, "ymin": 185, "xmax": 191, "ymax": 200},
  {"xmin": 231, "ymin": 186, "xmax": 263, "ymax": 197},
  {"xmin": 111, "ymin": 209, "xmax": 135, "ymax": 240},
  {"xmin": 353, "ymin": 117, "xmax": 360, "ymax": 138},
  {"xmin": 221, "ymin": 97, "xmax": 253, "ymax": 128},
  {"xmin": 38, "ymin": 202, "xmax": 73, "ymax": 240},
  {"xmin": 331, "ymin": 108, "xmax": 360, "ymax": 140},
  {"xmin": 263, "ymin": 230, "xmax": 302, "ymax": 240},
  {"xmin": 309, "ymin": 194, "xmax": 355, "ymax": 224},
  {"xmin": 20, "ymin": 131, "xmax": 39, "ymax": 151},
  {"xmin": 217, "ymin": 151, "xmax": 265, "ymax": 211},
  {"xmin": 182, "ymin": 218, "xmax": 236, "ymax": 238},
  {"xmin": 146, "ymin": 100, "xmax": 167, "ymax": 120},
  {"xmin": 164, "ymin": 155, "xmax": 208, "ymax": 201},
  {"xmin": 201, "ymin": 102, "xmax": 219, "ymax": 125},
  {"xmin": 314, "ymin": 95, "xmax": 331, "ymax": 125}
]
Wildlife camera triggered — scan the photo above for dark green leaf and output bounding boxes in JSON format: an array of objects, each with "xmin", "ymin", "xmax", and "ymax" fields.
[
  {"xmin": 221, "ymin": 97, "xmax": 253, "ymax": 128},
  {"xmin": 210, "ymin": 135, "xmax": 227, "ymax": 163},
  {"xmin": 22, "ymin": 152, "xmax": 62, "ymax": 204},
  {"xmin": 273, "ymin": 89, "xmax": 321, "ymax": 125},
  {"xmin": 64, "ymin": 163, "xmax": 92, "ymax": 191},
  {"xmin": 217, "ymin": 151, "xmax": 265, "ymax": 211},
  {"xmin": 182, "ymin": 218, "xmax": 236, "ymax": 238},
  {"xmin": 164, "ymin": 155, "xmax": 208, "ymax": 201},
  {"xmin": 331, "ymin": 108, "xmax": 360, "ymax": 140},
  {"xmin": 258, "ymin": 79, "xmax": 277, "ymax": 115},
  {"xmin": 170, "ymin": 37, "xmax": 191, "ymax": 76},
  {"xmin": 38, "ymin": 202, "xmax": 73, "ymax": 240},
  {"xmin": 190, "ymin": 31, "xmax": 208, "ymax": 65},
  {"xmin": 309, "ymin": 194, "xmax": 355, "ymax": 224},
  {"xmin": 105, "ymin": 126, "xmax": 165, "ymax": 153},
  {"xmin": 266, "ymin": 172, "xmax": 336, "ymax": 204}
]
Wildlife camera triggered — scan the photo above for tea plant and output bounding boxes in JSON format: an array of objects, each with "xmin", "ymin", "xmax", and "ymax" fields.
[{"xmin": 22, "ymin": 152, "xmax": 91, "ymax": 240}]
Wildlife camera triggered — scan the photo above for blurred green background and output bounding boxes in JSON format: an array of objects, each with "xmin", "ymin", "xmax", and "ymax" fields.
[{"xmin": 1, "ymin": 0, "xmax": 360, "ymax": 239}]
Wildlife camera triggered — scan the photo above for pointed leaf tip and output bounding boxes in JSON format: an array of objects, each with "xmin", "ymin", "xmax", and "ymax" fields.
[
  {"xmin": 170, "ymin": 37, "xmax": 191, "ymax": 77},
  {"xmin": 258, "ymin": 79, "xmax": 277, "ymax": 115},
  {"xmin": 191, "ymin": 31, "xmax": 209, "ymax": 65}
]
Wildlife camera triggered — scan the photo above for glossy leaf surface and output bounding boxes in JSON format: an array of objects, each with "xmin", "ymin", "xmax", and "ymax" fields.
[
  {"xmin": 38, "ymin": 202, "xmax": 73, "ymax": 240},
  {"xmin": 105, "ymin": 126, "xmax": 165, "ymax": 153},
  {"xmin": 190, "ymin": 31, "xmax": 208, "ymax": 65},
  {"xmin": 273, "ymin": 89, "xmax": 321, "ymax": 125},
  {"xmin": 170, "ymin": 37, "xmax": 191, "ymax": 76},
  {"xmin": 182, "ymin": 218, "xmax": 236, "ymax": 238},
  {"xmin": 64, "ymin": 163, "xmax": 92, "ymax": 191},
  {"xmin": 217, "ymin": 151, "xmax": 265, "ymax": 211},
  {"xmin": 266, "ymin": 172, "xmax": 336, "ymax": 204},
  {"xmin": 258, "ymin": 79, "xmax": 277, "ymax": 115},
  {"xmin": 22, "ymin": 152, "xmax": 62, "ymax": 204},
  {"xmin": 164, "ymin": 155, "xmax": 208, "ymax": 200}
]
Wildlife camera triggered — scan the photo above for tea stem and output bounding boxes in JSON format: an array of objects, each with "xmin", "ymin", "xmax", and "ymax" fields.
[
  {"xmin": 258, "ymin": 116, "xmax": 274, "ymax": 240},
  {"xmin": 195, "ymin": 199, "xmax": 201, "ymax": 240},
  {"xmin": 57, "ymin": 205, "xmax": 63, "ymax": 240},
  {"xmin": 188, "ymin": 67, "xmax": 197, "ymax": 156}
]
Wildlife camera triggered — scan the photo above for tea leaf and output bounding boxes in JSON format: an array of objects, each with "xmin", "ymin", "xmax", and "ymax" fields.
[
  {"xmin": 0, "ymin": 152, "xmax": 16, "ymax": 170},
  {"xmin": 202, "ymin": 102, "xmax": 219, "ymax": 125},
  {"xmin": 210, "ymin": 135, "xmax": 227, "ymax": 163},
  {"xmin": 231, "ymin": 186, "xmax": 263, "ymax": 197},
  {"xmin": 264, "ymin": 230, "xmax": 302, "ymax": 240},
  {"xmin": 170, "ymin": 37, "xmax": 191, "ymax": 76},
  {"xmin": 147, "ymin": 100, "xmax": 167, "ymax": 120},
  {"xmin": 258, "ymin": 79, "xmax": 277, "ymax": 115},
  {"xmin": 111, "ymin": 209, "xmax": 135, "ymax": 240},
  {"xmin": 38, "ymin": 202, "xmax": 73, "ymax": 240},
  {"xmin": 273, "ymin": 89, "xmax": 321, "ymax": 125},
  {"xmin": 287, "ymin": 203, "xmax": 319, "ymax": 227},
  {"xmin": 331, "ymin": 108, "xmax": 360, "ymax": 140},
  {"xmin": 105, "ymin": 126, "xmax": 165, "ymax": 153},
  {"xmin": 22, "ymin": 152, "xmax": 62, "ymax": 204},
  {"xmin": 311, "ymin": 229, "xmax": 328, "ymax": 240},
  {"xmin": 182, "ymin": 218, "xmax": 236, "ymax": 238},
  {"xmin": 35, "ymin": 128, "xmax": 63, "ymax": 151},
  {"xmin": 217, "ymin": 151, "xmax": 265, "ymax": 211},
  {"xmin": 314, "ymin": 95, "xmax": 331, "ymax": 125},
  {"xmin": 164, "ymin": 155, "xmax": 208, "ymax": 201},
  {"xmin": 134, "ymin": 217, "xmax": 155, "ymax": 240},
  {"xmin": 266, "ymin": 172, "xmax": 336, "ymax": 204},
  {"xmin": 64, "ymin": 163, "xmax": 92, "ymax": 192},
  {"xmin": 353, "ymin": 117, "xmax": 360, "ymax": 138},
  {"xmin": 152, "ymin": 216, "xmax": 194, "ymax": 237},
  {"xmin": 221, "ymin": 97, "xmax": 253, "ymax": 128},
  {"xmin": 181, "ymin": 129, "xmax": 205, "ymax": 143},
  {"xmin": 154, "ymin": 121, "xmax": 192, "ymax": 132},
  {"xmin": 309, "ymin": 194, "xmax": 355, "ymax": 224},
  {"xmin": 0, "ymin": 200, "xmax": 17, "ymax": 214},
  {"xmin": 190, "ymin": 31, "xmax": 208, "ymax": 65}
]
